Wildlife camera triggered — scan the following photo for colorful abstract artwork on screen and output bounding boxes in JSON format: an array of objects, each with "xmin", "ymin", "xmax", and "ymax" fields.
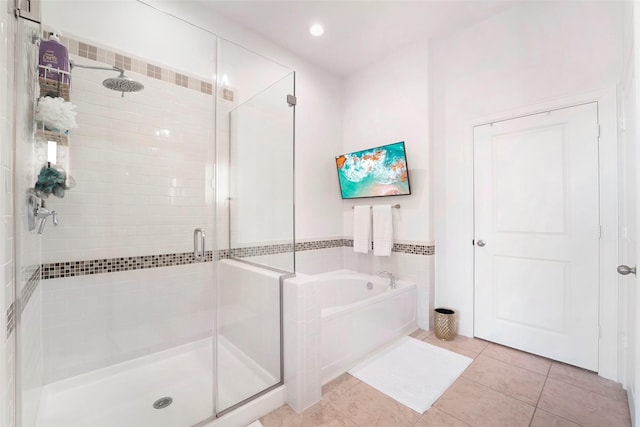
[{"xmin": 335, "ymin": 141, "xmax": 411, "ymax": 199}]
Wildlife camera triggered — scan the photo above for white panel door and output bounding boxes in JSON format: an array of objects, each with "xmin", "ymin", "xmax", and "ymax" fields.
[{"xmin": 474, "ymin": 103, "xmax": 600, "ymax": 370}]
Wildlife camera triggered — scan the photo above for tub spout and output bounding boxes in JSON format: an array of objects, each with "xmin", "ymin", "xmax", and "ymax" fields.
[{"xmin": 376, "ymin": 271, "xmax": 396, "ymax": 289}]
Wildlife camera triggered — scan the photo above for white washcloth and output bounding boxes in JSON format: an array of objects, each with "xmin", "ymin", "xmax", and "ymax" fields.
[
  {"xmin": 353, "ymin": 206, "xmax": 371, "ymax": 253},
  {"xmin": 373, "ymin": 205, "xmax": 393, "ymax": 256}
]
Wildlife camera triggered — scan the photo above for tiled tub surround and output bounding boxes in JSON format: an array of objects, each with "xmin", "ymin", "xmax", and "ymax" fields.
[
  {"xmin": 317, "ymin": 271, "xmax": 417, "ymax": 384},
  {"xmin": 283, "ymin": 270, "xmax": 417, "ymax": 413}
]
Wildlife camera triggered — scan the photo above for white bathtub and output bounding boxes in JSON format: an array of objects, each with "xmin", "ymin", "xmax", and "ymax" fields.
[{"xmin": 317, "ymin": 270, "xmax": 417, "ymax": 383}]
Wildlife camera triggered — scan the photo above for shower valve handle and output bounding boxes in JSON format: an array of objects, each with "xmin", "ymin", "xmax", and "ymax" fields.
[{"xmin": 35, "ymin": 206, "xmax": 58, "ymax": 233}]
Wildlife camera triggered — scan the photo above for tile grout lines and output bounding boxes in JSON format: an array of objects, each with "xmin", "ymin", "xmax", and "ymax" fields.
[
  {"xmin": 414, "ymin": 332, "xmax": 626, "ymax": 427},
  {"xmin": 260, "ymin": 330, "xmax": 630, "ymax": 427}
]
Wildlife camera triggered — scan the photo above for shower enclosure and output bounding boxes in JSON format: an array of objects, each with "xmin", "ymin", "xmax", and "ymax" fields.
[{"xmin": 12, "ymin": 2, "xmax": 295, "ymax": 426}]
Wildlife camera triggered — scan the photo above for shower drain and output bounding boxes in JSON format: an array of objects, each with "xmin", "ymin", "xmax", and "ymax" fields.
[{"xmin": 153, "ymin": 397, "xmax": 173, "ymax": 409}]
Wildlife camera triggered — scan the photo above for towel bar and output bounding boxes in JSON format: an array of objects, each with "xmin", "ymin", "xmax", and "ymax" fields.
[{"xmin": 351, "ymin": 204, "xmax": 400, "ymax": 209}]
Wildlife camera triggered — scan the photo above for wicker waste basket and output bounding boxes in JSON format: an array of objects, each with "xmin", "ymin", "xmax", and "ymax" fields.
[{"xmin": 434, "ymin": 308, "xmax": 456, "ymax": 341}]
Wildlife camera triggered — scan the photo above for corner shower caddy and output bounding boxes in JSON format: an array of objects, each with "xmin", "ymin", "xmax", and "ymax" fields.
[
  {"xmin": 35, "ymin": 63, "xmax": 71, "ymax": 144},
  {"xmin": 29, "ymin": 56, "xmax": 74, "ymax": 232}
]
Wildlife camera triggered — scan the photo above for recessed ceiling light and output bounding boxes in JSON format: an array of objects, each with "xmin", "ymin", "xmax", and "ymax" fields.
[{"xmin": 309, "ymin": 23, "xmax": 324, "ymax": 37}]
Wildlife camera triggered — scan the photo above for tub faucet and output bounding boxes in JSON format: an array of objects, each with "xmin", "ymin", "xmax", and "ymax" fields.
[{"xmin": 377, "ymin": 271, "xmax": 396, "ymax": 289}]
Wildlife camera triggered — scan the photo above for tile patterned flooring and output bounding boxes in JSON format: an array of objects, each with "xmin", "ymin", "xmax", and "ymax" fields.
[{"xmin": 260, "ymin": 329, "xmax": 631, "ymax": 427}]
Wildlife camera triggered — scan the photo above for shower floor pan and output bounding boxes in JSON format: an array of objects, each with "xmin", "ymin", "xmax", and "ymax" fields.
[{"xmin": 35, "ymin": 337, "xmax": 277, "ymax": 427}]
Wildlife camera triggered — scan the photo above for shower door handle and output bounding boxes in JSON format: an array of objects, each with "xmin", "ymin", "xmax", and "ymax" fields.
[{"xmin": 194, "ymin": 228, "xmax": 206, "ymax": 262}]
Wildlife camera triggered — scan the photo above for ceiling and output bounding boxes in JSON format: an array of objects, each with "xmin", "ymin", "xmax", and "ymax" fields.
[{"xmin": 198, "ymin": 0, "xmax": 517, "ymax": 76}]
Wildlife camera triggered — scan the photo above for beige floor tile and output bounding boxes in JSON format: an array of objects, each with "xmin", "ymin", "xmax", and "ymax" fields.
[
  {"xmin": 480, "ymin": 342, "xmax": 552, "ymax": 375},
  {"xmin": 301, "ymin": 401, "xmax": 359, "ymax": 427},
  {"xmin": 410, "ymin": 329, "xmax": 432, "ymax": 340},
  {"xmin": 260, "ymin": 404, "xmax": 303, "ymax": 427},
  {"xmin": 424, "ymin": 334, "xmax": 488, "ymax": 359},
  {"xmin": 321, "ymin": 374, "xmax": 361, "ymax": 403},
  {"xmin": 549, "ymin": 362, "xmax": 628, "ymax": 401},
  {"xmin": 414, "ymin": 407, "xmax": 471, "ymax": 426},
  {"xmin": 462, "ymin": 354, "xmax": 546, "ymax": 405},
  {"xmin": 538, "ymin": 378, "xmax": 631, "ymax": 427},
  {"xmin": 530, "ymin": 409, "xmax": 581, "ymax": 427},
  {"xmin": 434, "ymin": 377, "xmax": 534, "ymax": 427},
  {"xmin": 328, "ymin": 381, "xmax": 421, "ymax": 427}
]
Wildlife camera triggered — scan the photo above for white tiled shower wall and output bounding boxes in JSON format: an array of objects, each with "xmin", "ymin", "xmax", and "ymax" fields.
[
  {"xmin": 0, "ymin": 2, "xmax": 15, "ymax": 425},
  {"xmin": 41, "ymin": 54, "xmax": 215, "ymax": 263},
  {"xmin": 39, "ymin": 49, "xmax": 216, "ymax": 383},
  {"xmin": 14, "ymin": 18, "xmax": 46, "ymax": 427},
  {"xmin": 42, "ymin": 263, "xmax": 214, "ymax": 383}
]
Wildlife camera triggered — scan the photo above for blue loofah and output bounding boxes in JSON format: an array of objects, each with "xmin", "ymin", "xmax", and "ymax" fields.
[{"xmin": 34, "ymin": 165, "xmax": 68, "ymax": 198}]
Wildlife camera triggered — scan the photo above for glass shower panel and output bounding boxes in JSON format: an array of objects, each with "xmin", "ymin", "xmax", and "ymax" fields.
[
  {"xmin": 16, "ymin": 2, "xmax": 218, "ymax": 426},
  {"xmin": 217, "ymin": 71, "xmax": 295, "ymax": 414},
  {"xmin": 228, "ymin": 73, "xmax": 296, "ymax": 272},
  {"xmin": 14, "ymin": 18, "xmax": 46, "ymax": 427}
]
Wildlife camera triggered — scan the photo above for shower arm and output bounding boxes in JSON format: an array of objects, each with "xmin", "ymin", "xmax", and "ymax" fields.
[{"xmin": 70, "ymin": 60, "xmax": 124, "ymax": 75}]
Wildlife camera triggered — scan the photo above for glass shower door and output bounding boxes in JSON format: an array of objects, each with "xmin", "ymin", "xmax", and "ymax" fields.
[
  {"xmin": 217, "ymin": 71, "xmax": 295, "ymax": 414},
  {"xmin": 15, "ymin": 3, "xmax": 218, "ymax": 426}
]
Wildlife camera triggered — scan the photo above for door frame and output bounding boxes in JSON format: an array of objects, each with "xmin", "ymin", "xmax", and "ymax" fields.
[
  {"xmin": 470, "ymin": 88, "xmax": 619, "ymax": 380},
  {"xmin": 617, "ymin": 57, "xmax": 638, "ymax": 423}
]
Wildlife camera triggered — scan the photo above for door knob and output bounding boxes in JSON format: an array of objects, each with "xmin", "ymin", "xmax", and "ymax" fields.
[
  {"xmin": 477, "ymin": 240, "xmax": 486, "ymax": 247},
  {"xmin": 617, "ymin": 265, "xmax": 636, "ymax": 276}
]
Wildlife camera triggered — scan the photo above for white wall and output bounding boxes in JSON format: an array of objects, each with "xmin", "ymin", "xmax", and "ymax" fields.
[
  {"xmin": 341, "ymin": 38, "xmax": 433, "ymax": 329},
  {"xmin": 432, "ymin": 1, "xmax": 625, "ymax": 337},
  {"xmin": 42, "ymin": 0, "xmax": 215, "ymax": 80},
  {"xmin": 342, "ymin": 38, "xmax": 430, "ymax": 242}
]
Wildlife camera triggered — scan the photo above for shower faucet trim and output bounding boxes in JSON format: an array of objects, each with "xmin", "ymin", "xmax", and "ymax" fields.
[{"xmin": 35, "ymin": 202, "xmax": 58, "ymax": 234}]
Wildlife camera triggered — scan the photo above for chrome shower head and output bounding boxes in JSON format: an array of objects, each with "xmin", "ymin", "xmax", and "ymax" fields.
[
  {"xmin": 71, "ymin": 61, "xmax": 144, "ymax": 97},
  {"xmin": 102, "ymin": 70, "xmax": 144, "ymax": 97}
]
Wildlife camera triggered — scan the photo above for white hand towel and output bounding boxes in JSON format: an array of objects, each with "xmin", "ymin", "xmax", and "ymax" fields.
[
  {"xmin": 373, "ymin": 205, "xmax": 393, "ymax": 256},
  {"xmin": 353, "ymin": 206, "xmax": 371, "ymax": 254}
]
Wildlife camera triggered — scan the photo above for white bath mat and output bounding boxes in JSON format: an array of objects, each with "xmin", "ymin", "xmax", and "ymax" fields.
[{"xmin": 348, "ymin": 336, "xmax": 472, "ymax": 413}]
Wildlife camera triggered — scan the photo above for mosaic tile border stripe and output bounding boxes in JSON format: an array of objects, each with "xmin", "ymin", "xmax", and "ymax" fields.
[
  {"xmin": 340, "ymin": 239, "xmax": 434, "ymax": 255},
  {"xmin": 230, "ymin": 244, "xmax": 294, "ymax": 258},
  {"xmin": 41, "ymin": 251, "xmax": 215, "ymax": 280},
  {"xmin": 43, "ymin": 30, "xmax": 215, "ymax": 96},
  {"xmin": 296, "ymin": 239, "xmax": 346, "ymax": 252},
  {"xmin": 39, "ymin": 239, "xmax": 435, "ymax": 280},
  {"xmin": 20, "ymin": 267, "xmax": 41, "ymax": 315},
  {"xmin": 6, "ymin": 302, "xmax": 15, "ymax": 338}
]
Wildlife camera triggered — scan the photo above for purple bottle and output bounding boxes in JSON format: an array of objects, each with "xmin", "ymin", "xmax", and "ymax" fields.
[{"xmin": 39, "ymin": 33, "xmax": 70, "ymax": 87}]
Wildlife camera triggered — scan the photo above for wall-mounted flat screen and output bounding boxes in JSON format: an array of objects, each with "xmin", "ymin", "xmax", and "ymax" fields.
[{"xmin": 335, "ymin": 141, "xmax": 411, "ymax": 199}]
